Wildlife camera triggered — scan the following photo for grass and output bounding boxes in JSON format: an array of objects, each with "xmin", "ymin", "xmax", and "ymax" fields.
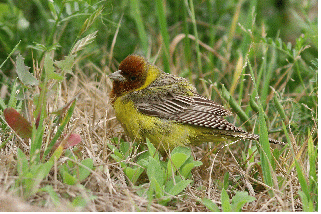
[{"xmin": 0, "ymin": 0, "xmax": 318, "ymax": 211}]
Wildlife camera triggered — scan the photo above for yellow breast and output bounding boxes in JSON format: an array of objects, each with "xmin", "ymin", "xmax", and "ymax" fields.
[{"xmin": 113, "ymin": 96, "xmax": 192, "ymax": 151}]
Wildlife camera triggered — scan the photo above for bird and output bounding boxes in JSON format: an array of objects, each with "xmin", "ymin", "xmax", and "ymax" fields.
[{"xmin": 108, "ymin": 54, "xmax": 284, "ymax": 153}]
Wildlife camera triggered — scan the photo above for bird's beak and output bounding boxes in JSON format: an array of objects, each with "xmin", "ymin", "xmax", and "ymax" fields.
[{"xmin": 108, "ymin": 70, "xmax": 126, "ymax": 82}]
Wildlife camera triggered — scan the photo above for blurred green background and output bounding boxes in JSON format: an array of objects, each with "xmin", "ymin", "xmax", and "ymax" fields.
[
  {"xmin": 0, "ymin": 0, "xmax": 317, "ymax": 69},
  {"xmin": 0, "ymin": 0, "xmax": 317, "ymax": 137}
]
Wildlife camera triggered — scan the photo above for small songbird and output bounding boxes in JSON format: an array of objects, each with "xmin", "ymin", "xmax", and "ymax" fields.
[{"xmin": 109, "ymin": 54, "xmax": 283, "ymax": 152}]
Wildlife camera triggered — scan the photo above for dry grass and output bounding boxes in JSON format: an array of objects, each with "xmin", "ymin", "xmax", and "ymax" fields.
[{"xmin": 0, "ymin": 58, "xmax": 313, "ymax": 211}]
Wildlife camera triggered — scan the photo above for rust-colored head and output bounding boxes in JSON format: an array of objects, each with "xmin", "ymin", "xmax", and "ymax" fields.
[{"xmin": 109, "ymin": 55, "xmax": 148, "ymax": 103}]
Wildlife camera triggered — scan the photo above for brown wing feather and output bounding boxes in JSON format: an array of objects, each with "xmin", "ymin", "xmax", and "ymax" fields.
[{"xmin": 135, "ymin": 92, "xmax": 246, "ymax": 133}]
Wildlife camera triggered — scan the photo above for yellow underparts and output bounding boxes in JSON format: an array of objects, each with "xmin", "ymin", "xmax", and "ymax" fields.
[{"xmin": 113, "ymin": 98, "xmax": 229, "ymax": 152}]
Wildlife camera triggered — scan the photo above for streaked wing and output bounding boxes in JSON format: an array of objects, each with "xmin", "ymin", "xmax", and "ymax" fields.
[
  {"xmin": 135, "ymin": 93, "xmax": 245, "ymax": 133},
  {"xmin": 136, "ymin": 94, "xmax": 193, "ymax": 117},
  {"xmin": 191, "ymin": 95, "xmax": 232, "ymax": 116}
]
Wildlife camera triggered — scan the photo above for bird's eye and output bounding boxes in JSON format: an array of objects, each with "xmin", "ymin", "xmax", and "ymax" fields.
[{"xmin": 130, "ymin": 76, "xmax": 136, "ymax": 81}]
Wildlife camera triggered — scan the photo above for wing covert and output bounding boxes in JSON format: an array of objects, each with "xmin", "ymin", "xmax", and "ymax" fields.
[{"xmin": 134, "ymin": 92, "xmax": 242, "ymax": 132}]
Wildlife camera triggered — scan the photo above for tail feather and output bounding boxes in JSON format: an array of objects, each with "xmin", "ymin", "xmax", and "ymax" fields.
[
  {"xmin": 246, "ymin": 133, "xmax": 285, "ymax": 146},
  {"xmin": 210, "ymin": 128, "xmax": 286, "ymax": 146}
]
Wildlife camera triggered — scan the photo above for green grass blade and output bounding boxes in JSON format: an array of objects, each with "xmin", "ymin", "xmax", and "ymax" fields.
[
  {"xmin": 182, "ymin": 2, "xmax": 191, "ymax": 63},
  {"xmin": 295, "ymin": 159, "xmax": 309, "ymax": 200},
  {"xmin": 227, "ymin": 0, "xmax": 243, "ymax": 55},
  {"xmin": 307, "ymin": 129, "xmax": 317, "ymax": 206},
  {"xmin": 130, "ymin": 0, "xmax": 148, "ymax": 55},
  {"xmin": 155, "ymin": 0, "xmax": 170, "ymax": 73},
  {"xmin": 273, "ymin": 93, "xmax": 286, "ymax": 121},
  {"xmin": 30, "ymin": 106, "xmax": 45, "ymax": 163},
  {"xmin": 187, "ymin": 0, "xmax": 202, "ymax": 76},
  {"xmin": 8, "ymin": 79, "xmax": 18, "ymax": 108},
  {"xmin": 248, "ymin": 59, "xmax": 274, "ymax": 193},
  {"xmin": 0, "ymin": 40, "xmax": 21, "ymax": 69},
  {"xmin": 28, "ymin": 160, "xmax": 54, "ymax": 197},
  {"xmin": 307, "ymin": 130, "xmax": 317, "ymax": 184},
  {"xmin": 221, "ymin": 84, "xmax": 249, "ymax": 125},
  {"xmin": 240, "ymin": 1, "xmax": 257, "ymax": 53},
  {"xmin": 258, "ymin": 103, "xmax": 274, "ymax": 188},
  {"xmin": 221, "ymin": 188, "xmax": 231, "ymax": 212},
  {"xmin": 200, "ymin": 198, "xmax": 220, "ymax": 212},
  {"xmin": 261, "ymin": 45, "xmax": 277, "ymax": 105},
  {"xmin": 43, "ymin": 100, "xmax": 77, "ymax": 159}
]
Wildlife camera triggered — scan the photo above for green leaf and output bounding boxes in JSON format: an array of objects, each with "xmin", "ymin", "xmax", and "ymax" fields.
[
  {"xmin": 200, "ymin": 198, "xmax": 220, "ymax": 212},
  {"xmin": 125, "ymin": 166, "xmax": 144, "ymax": 184},
  {"xmin": 120, "ymin": 141, "xmax": 131, "ymax": 158},
  {"xmin": 110, "ymin": 153, "xmax": 122, "ymax": 162},
  {"xmin": 78, "ymin": 158, "xmax": 93, "ymax": 181},
  {"xmin": 31, "ymin": 105, "xmax": 45, "ymax": 163},
  {"xmin": 298, "ymin": 191, "xmax": 314, "ymax": 212},
  {"xmin": 0, "ymin": 40, "xmax": 21, "ymax": 69},
  {"xmin": 78, "ymin": 7, "xmax": 102, "ymax": 36},
  {"xmin": 166, "ymin": 179, "xmax": 192, "ymax": 196},
  {"xmin": 17, "ymin": 148, "xmax": 29, "ymax": 176},
  {"xmin": 221, "ymin": 189, "xmax": 231, "ymax": 212},
  {"xmin": 44, "ymin": 54, "xmax": 64, "ymax": 81},
  {"xmin": 41, "ymin": 185, "xmax": 61, "ymax": 206},
  {"xmin": 146, "ymin": 138, "xmax": 159, "ymax": 159},
  {"xmin": 55, "ymin": 54, "xmax": 75, "ymax": 74},
  {"xmin": 158, "ymin": 196, "xmax": 172, "ymax": 206},
  {"xmin": 249, "ymin": 95, "xmax": 260, "ymax": 113},
  {"xmin": 61, "ymin": 169, "xmax": 77, "ymax": 185},
  {"xmin": 137, "ymin": 156, "xmax": 150, "ymax": 168},
  {"xmin": 167, "ymin": 152, "xmax": 188, "ymax": 179},
  {"xmin": 273, "ymin": 94, "xmax": 286, "ymax": 121},
  {"xmin": 72, "ymin": 195, "xmax": 87, "ymax": 208},
  {"xmin": 150, "ymin": 177, "xmax": 164, "ymax": 199},
  {"xmin": 21, "ymin": 172, "xmax": 36, "ymax": 197},
  {"xmin": 8, "ymin": 79, "xmax": 18, "ymax": 108},
  {"xmin": 167, "ymin": 146, "xmax": 202, "ymax": 179},
  {"xmin": 107, "ymin": 142, "xmax": 124, "ymax": 161},
  {"xmin": 295, "ymin": 160, "xmax": 309, "ymax": 200},
  {"xmin": 180, "ymin": 161, "xmax": 202, "ymax": 178},
  {"xmin": 223, "ymin": 172, "xmax": 230, "ymax": 190},
  {"xmin": 47, "ymin": 0, "xmax": 57, "ymax": 19},
  {"xmin": 0, "ymin": 97, "xmax": 6, "ymax": 109},
  {"xmin": 251, "ymin": 58, "xmax": 274, "ymax": 193},
  {"xmin": 26, "ymin": 160, "xmax": 54, "ymax": 196},
  {"xmin": 106, "ymin": 141, "xmax": 117, "ymax": 151},
  {"xmin": 231, "ymin": 191, "xmax": 256, "ymax": 211},
  {"xmin": 147, "ymin": 156, "xmax": 165, "ymax": 186},
  {"xmin": 15, "ymin": 54, "xmax": 39, "ymax": 85},
  {"xmin": 308, "ymin": 131, "xmax": 317, "ymax": 186},
  {"xmin": 171, "ymin": 146, "xmax": 191, "ymax": 156},
  {"xmin": 164, "ymin": 175, "xmax": 183, "ymax": 193}
]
